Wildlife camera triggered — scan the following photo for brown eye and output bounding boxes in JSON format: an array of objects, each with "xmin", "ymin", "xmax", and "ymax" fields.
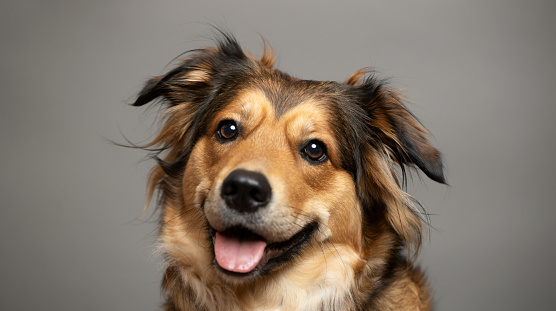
[
  {"xmin": 217, "ymin": 120, "xmax": 238, "ymax": 142},
  {"xmin": 301, "ymin": 140, "xmax": 328, "ymax": 163}
]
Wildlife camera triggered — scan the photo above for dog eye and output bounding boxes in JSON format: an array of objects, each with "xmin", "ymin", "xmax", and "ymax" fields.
[
  {"xmin": 301, "ymin": 140, "xmax": 328, "ymax": 163},
  {"xmin": 216, "ymin": 120, "xmax": 239, "ymax": 141}
]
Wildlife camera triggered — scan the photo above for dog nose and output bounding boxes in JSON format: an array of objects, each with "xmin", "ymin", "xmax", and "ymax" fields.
[{"xmin": 221, "ymin": 169, "xmax": 272, "ymax": 213}]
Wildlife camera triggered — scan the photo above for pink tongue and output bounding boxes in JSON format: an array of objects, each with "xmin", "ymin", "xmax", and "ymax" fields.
[{"xmin": 214, "ymin": 232, "xmax": 267, "ymax": 273}]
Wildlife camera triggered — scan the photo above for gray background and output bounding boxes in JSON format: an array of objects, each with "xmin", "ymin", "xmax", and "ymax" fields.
[{"xmin": 1, "ymin": 1, "xmax": 555, "ymax": 310}]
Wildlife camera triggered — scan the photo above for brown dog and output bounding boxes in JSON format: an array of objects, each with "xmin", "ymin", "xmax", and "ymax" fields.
[{"xmin": 133, "ymin": 32, "xmax": 445, "ymax": 310}]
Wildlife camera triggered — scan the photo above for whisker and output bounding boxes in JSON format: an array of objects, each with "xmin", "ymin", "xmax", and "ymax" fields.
[{"xmin": 323, "ymin": 239, "xmax": 349, "ymax": 276}]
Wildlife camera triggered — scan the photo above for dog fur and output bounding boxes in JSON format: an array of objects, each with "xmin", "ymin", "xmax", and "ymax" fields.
[{"xmin": 132, "ymin": 32, "xmax": 445, "ymax": 311}]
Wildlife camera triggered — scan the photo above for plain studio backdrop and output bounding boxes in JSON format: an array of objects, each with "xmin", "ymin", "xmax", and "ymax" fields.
[{"xmin": 1, "ymin": 1, "xmax": 555, "ymax": 310}]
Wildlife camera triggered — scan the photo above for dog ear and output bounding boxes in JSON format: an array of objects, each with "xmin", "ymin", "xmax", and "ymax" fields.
[
  {"xmin": 358, "ymin": 80, "xmax": 445, "ymax": 184},
  {"xmin": 132, "ymin": 33, "xmax": 247, "ymax": 108},
  {"xmin": 350, "ymin": 74, "xmax": 445, "ymax": 258}
]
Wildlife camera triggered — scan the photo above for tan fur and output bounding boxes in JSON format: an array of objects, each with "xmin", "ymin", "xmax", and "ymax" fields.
[
  {"xmin": 134, "ymin": 37, "xmax": 443, "ymax": 310},
  {"xmin": 148, "ymin": 90, "xmax": 432, "ymax": 310}
]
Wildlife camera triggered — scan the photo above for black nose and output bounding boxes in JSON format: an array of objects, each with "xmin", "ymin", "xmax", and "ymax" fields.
[{"xmin": 220, "ymin": 169, "xmax": 272, "ymax": 213}]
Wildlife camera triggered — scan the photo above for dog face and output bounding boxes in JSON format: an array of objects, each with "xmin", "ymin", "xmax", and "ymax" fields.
[
  {"xmin": 187, "ymin": 87, "xmax": 364, "ymax": 279},
  {"xmin": 133, "ymin": 34, "xmax": 444, "ymax": 304}
]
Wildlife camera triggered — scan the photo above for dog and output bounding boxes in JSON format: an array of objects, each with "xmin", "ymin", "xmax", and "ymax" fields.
[{"xmin": 132, "ymin": 32, "xmax": 445, "ymax": 311}]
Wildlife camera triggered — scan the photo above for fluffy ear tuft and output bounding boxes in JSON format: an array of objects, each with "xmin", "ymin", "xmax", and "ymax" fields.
[
  {"xmin": 384, "ymin": 90, "xmax": 445, "ymax": 184},
  {"xmin": 132, "ymin": 68, "xmax": 185, "ymax": 107},
  {"xmin": 131, "ymin": 55, "xmax": 217, "ymax": 108},
  {"xmin": 357, "ymin": 76, "xmax": 445, "ymax": 184},
  {"xmin": 132, "ymin": 32, "xmax": 247, "ymax": 108}
]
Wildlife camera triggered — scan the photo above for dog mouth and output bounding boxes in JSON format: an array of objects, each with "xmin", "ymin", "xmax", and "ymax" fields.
[{"xmin": 210, "ymin": 222, "xmax": 318, "ymax": 276}]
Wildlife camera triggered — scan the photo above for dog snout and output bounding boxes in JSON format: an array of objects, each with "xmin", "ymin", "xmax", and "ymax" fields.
[{"xmin": 220, "ymin": 169, "xmax": 272, "ymax": 213}]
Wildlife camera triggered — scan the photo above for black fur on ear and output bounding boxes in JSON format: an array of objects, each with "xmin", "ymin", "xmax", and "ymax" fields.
[
  {"xmin": 132, "ymin": 31, "xmax": 247, "ymax": 108},
  {"xmin": 355, "ymin": 74, "xmax": 446, "ymax": 185}
]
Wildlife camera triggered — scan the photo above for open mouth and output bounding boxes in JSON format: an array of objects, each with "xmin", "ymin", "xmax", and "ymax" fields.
[{"xmin": 210, "ymin": 222, "xmax": 318, "ymax": 277}]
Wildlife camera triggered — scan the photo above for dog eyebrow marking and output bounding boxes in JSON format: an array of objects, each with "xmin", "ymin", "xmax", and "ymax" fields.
[
  {"xmin": 237, "ymin": 89, "xmax": 273, "ymax": 124},
  {"xmin": 283, "ymin": 99, "xmax": 330, "ymax": 135},
  {"xmin": 285, "ymin": 111, "xmax": 314, "ymax": 139},
  {"xmin": 282, "ymin": 100, "xmax": 338, "ymax": 158}
]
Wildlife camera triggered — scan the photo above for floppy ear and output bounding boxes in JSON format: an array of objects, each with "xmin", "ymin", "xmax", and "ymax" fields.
[
  {"xmin": 360, "ymin": 81, "xmax": 445, "ymax": 184},
  {"xmin": 133, "ymin": 36, "xmax": 246, "ymax": 108},
  {"xmin": 351, "ymin": 75, "xmax": 445, "ymax": 258}
]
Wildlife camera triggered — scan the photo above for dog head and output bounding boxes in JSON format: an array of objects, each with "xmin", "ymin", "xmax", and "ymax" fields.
[{"xmin": 133, "ymin": 33, "xmax": 444, "ymax": 284}]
